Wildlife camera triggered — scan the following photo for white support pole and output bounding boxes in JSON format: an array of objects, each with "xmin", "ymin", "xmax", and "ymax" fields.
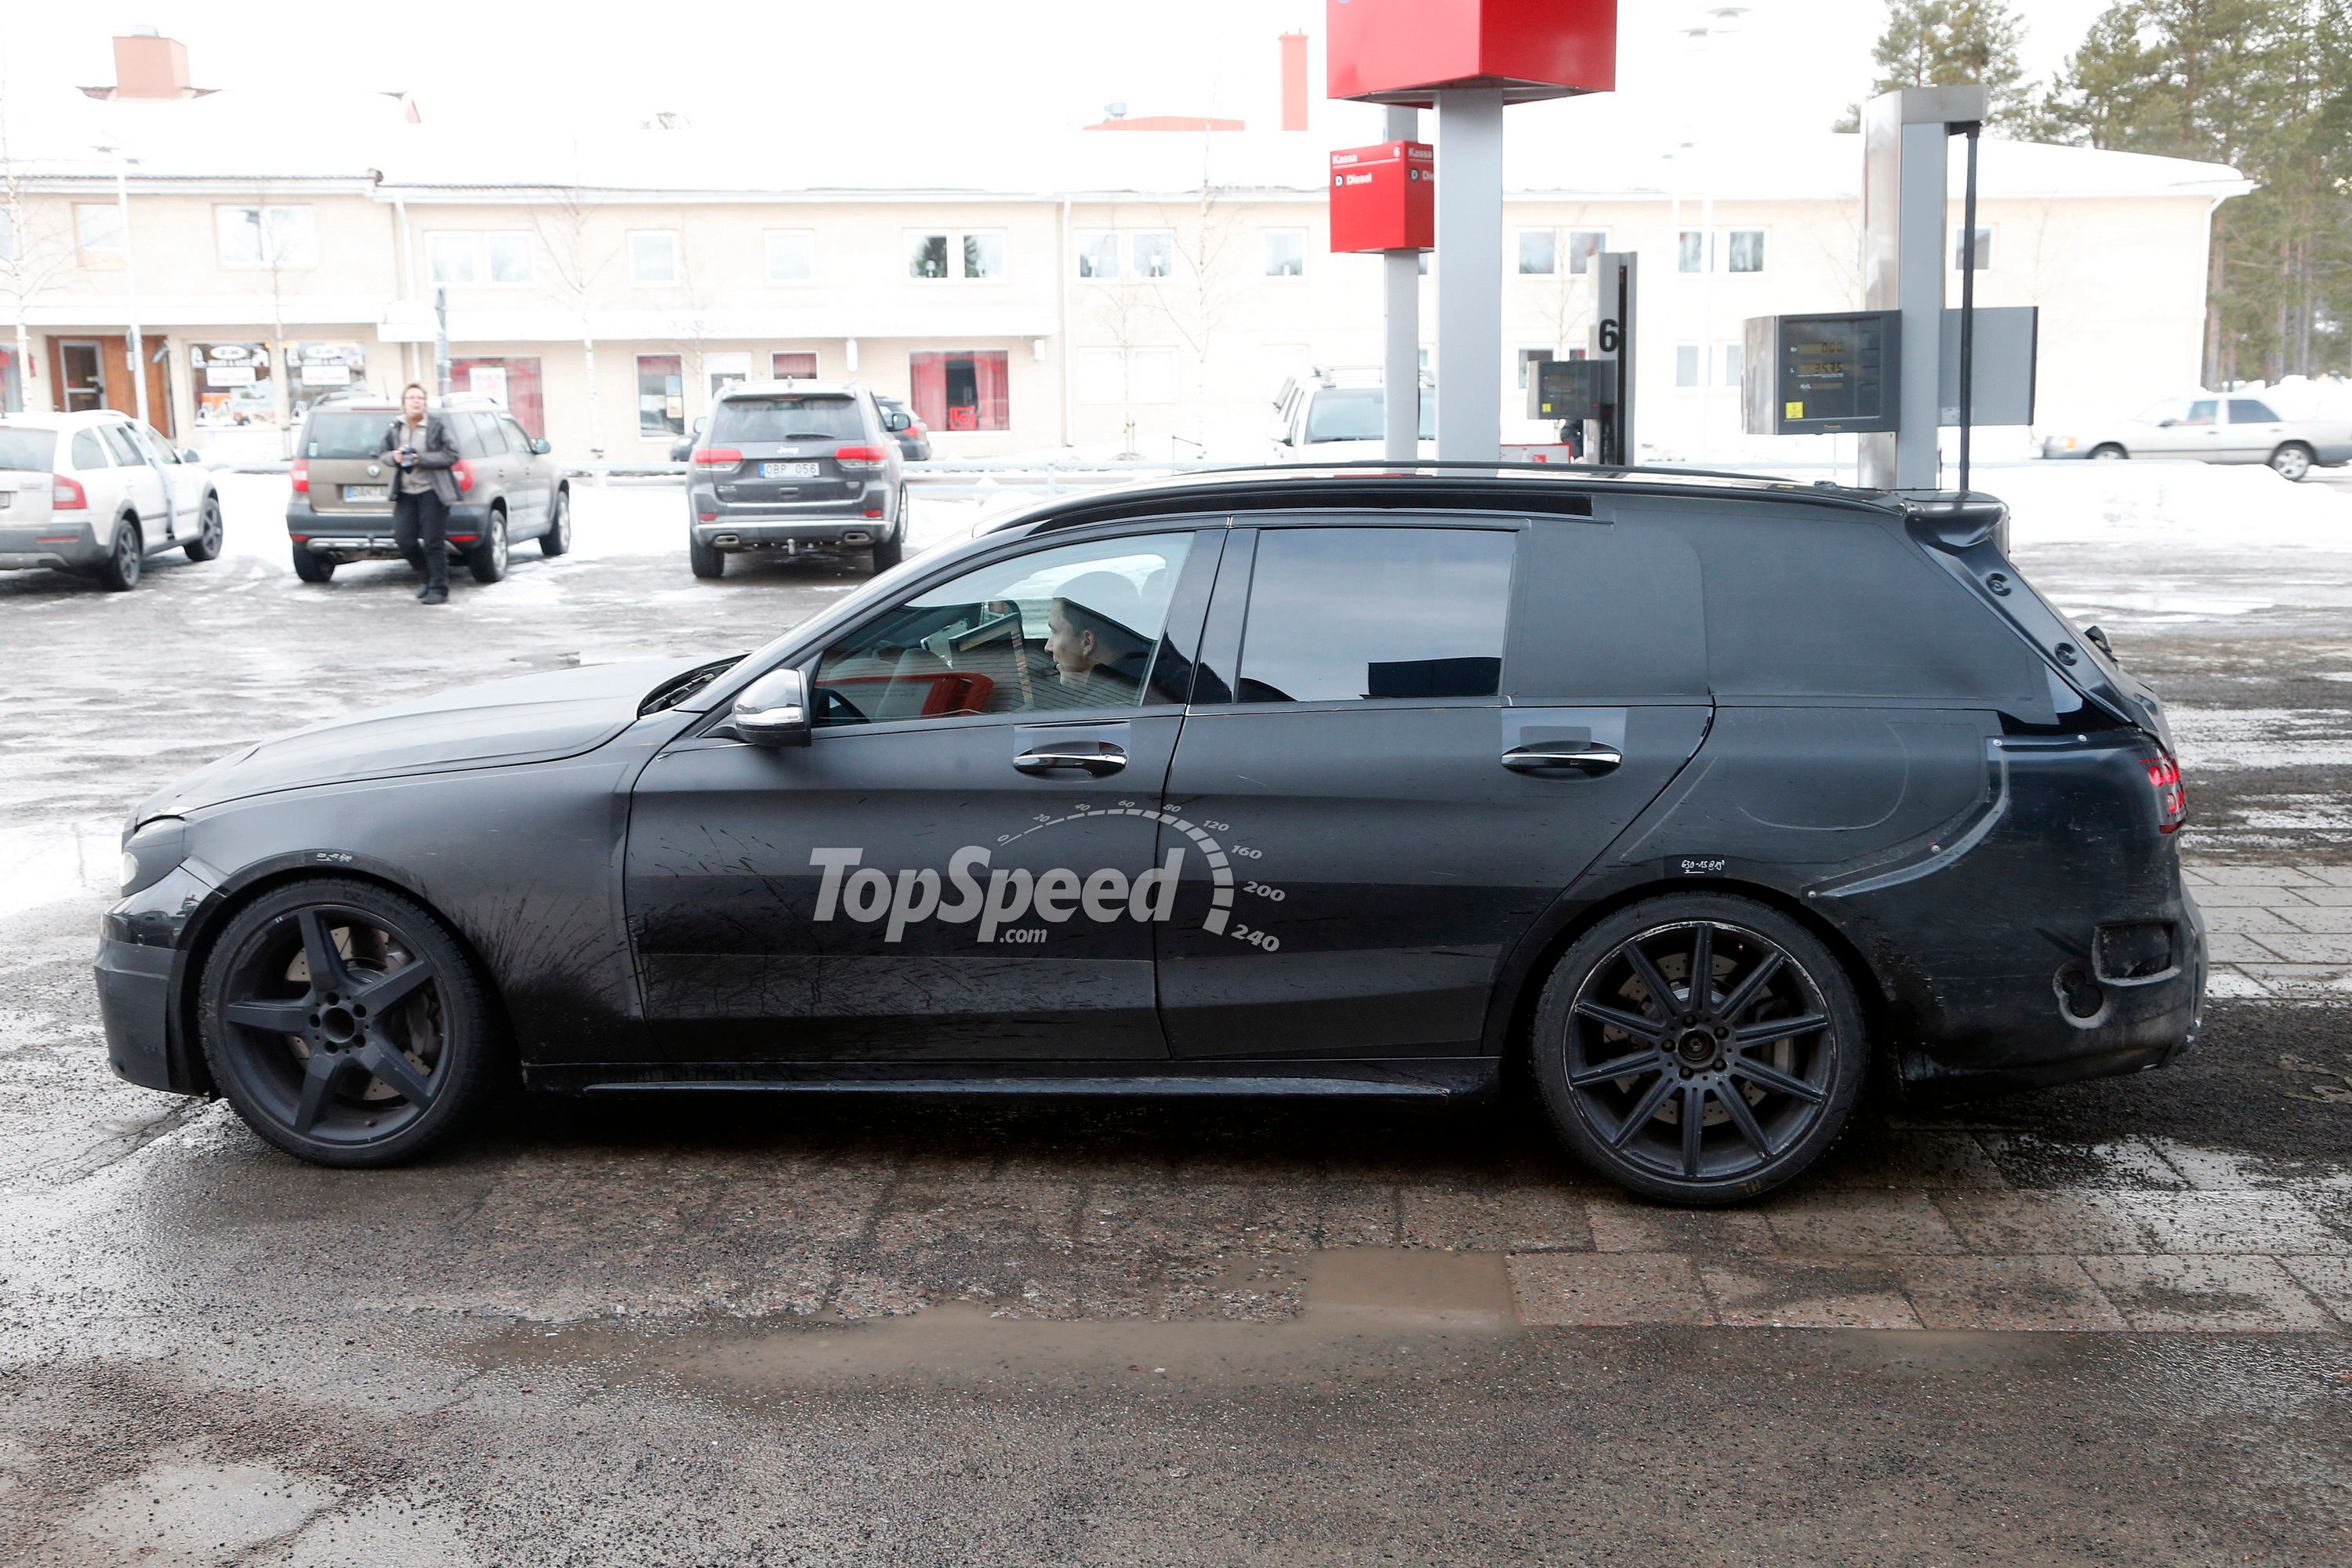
[
  {"xmin": 1382, "ymin": 105, "xmax": 1420, "ymax": 461},
  {"xmin": 1434, "ymin": 89, "xmax": 1503, "ymax": 463},
  {"xmin": 114, "ymin": 160, "xmax": 148, "ymax": 428}
]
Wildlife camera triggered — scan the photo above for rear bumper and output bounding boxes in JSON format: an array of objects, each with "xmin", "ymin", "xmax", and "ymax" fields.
[
  {"xmin": 0, "ymin": 517, "xmax": 107, "ymax": 570},
  {"xmin": 287, "ymin": 499, "xmax": 492, "ymax": 557},
  {"xmin": 693, "ymin": 514, "xmax": 891, "ymax": 554}
]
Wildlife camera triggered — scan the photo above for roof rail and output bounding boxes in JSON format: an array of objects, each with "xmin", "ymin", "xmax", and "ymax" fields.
[{"xmin": 1185, "ymin": 457, "xmax": 1889, "ymax": 495}]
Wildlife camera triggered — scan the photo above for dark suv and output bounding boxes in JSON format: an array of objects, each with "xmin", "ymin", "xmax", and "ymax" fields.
[
  {"xmin": 285, "ymin": 394, "xmax": 572, "ymax": 584},
  {"xmin": 686, "ymin": 380, "xmax": 907, "ymax": 578},
  {"xmin": 96, "ymin": 466, "xmax": 2202, "ymax": 1203}
]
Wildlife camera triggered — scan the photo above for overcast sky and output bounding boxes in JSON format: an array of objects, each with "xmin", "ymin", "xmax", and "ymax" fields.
[{"xmin": 2, "ymin": 0, "xmax": 2121, "ymax": 141}]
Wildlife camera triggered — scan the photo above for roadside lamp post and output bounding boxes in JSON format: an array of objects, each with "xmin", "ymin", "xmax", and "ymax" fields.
[{"xmin": 93, "ymin": 141, "xmax": 150, "ymax": 428}]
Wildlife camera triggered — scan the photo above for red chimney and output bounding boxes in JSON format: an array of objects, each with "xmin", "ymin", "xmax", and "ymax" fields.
[
  {"xmin": 1280, "ymin": 33, "xmax": 1309, "ymax": 132},
  {"xmin": 111, "ymin": 31, "xmax": 196, "ymax": 100}
]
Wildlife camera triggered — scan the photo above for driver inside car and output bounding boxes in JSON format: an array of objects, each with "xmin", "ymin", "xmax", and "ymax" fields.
[{"xmin": 1035, "ymin": 571, "xmax": 1151, "ymax": 710}]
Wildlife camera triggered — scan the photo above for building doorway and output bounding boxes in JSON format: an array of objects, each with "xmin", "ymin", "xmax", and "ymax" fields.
[
  {"xmin": 58, "ymin": 340, "xmax": 107, "ymax": 413},
  {"xmin": 48, "ymin": 336, "xmax": 176, "ymax": 435}
]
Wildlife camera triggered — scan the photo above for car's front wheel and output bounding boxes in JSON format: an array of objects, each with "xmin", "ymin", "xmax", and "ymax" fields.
[
  {"xmin": 467, "ymin": 510, "xmax": 509, "ymax": 583},
  {"xmin": 2270, "ymin": 442, "xmax": 2315, "ymax": 482},
  {"xmin": 96, "ymin": 518, "xmax": 143, "ymax": 591},
  {"xmin": 183, "ymin": 496, "xmax": 224, "ymax": 562},
  {"xmin": 197, "ymin": 878, "xmax": 504, "ymax": 1167},
  {"xmin": 539, "ymin": 487, "xmax": 572, "ymax": 555},
  {"xmin": 689, "ymin": 532, "xmax": 725, "ymax": 579},
  {"xmin": 1530, "ymin": 895, "xmax": 1867, "ymax": 1205},
  {"xmin": 2089, "ymin": 444, "xmax": 2128, "ymax": 461}
]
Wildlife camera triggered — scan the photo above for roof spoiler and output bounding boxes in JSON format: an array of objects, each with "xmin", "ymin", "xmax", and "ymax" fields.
[{"xmin": 1903, "ymin": 494, "xmax": 2007, "ymax": 551}]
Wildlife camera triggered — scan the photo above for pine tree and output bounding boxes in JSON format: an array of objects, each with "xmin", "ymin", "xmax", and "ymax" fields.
[{"xmin": 1832, "ymin": 0, "xmax": 2034, "ymax": 134}]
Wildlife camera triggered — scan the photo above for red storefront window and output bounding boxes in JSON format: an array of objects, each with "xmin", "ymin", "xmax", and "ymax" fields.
[
  {"xmin": 448, "ymin": 356, "xmax": 546, "ymax": 438},
  {"xmin": 908, "ymin": 350, "xmax": 1009, "ymax": 432},
  {"xmin": 771, "ymin": 352, "xmax": 818, "ymax": 379}
]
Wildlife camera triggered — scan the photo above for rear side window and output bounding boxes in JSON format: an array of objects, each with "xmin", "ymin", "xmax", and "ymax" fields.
[
  {"xmin": 2227, "ymin": 399, "xmax": 2278, "ymax": 423},
  {"xmin": 99, "ymin": 425, "xmax": 144, "ymax": 466},
  {"xmin": 471, "ymin": 414, "xmax": 510, "ymax": 455},
  {"xmin": 304, "ymin": 413, "xmax": 391, "ymax": 459},
  {"xmin": 710, "ymin": 395, "xmax": 864, "ymax": 445},
  {"xmin": 1238, "ymin": 527, "xmax": 1514, "ymax": 703},
  {"xmin": 448, "ymin": 415, "xmax": 491, "ymax": 458},
  {"xmin": 0, "ymin": 429, "xmax": 57, "ymax": 470},
  {"xmin": 71, "ymin": 431, "xmax": 111, "ymax": 470}
]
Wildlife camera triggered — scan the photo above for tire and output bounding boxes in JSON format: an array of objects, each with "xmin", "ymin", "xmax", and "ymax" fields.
[
  {"xmin": 869, "ymin": 524, "xmax": 904, "ymax": 574},
  {"xmin": 466, "ymin": 509, "xmax": 509, "ymax": 583},
  {"xmin": 196, "ymin": 877, "xmax": 505, "ymax": 1167},
  {"xmin": 96, "ymin": 517, "xmax": 142, "ymax": 591},
  {"xmin": 1530, "ymin": 894, "xmax": 1867, "ymax": 1206},
  {"xmin": 539, "ymin": 486, "xmax": 572, "ymax": 556},
  {"xmin": 292, "ymin": 545, "xmax": 336, "ymax": 583},
  {"xmin": 2089, "ymin": 444, "xmax": 2127, "ymax": 461},
  {"xmin": 183, "ymin": 496, "xmax": 224, "ymax": 562},
  {"xmin": 689, "ymin": 532, "xmax": 726, "ymax": 579},
  {"xmin": 2269, "ymin": 442, "xmax": 2314, "ymax": 483}
]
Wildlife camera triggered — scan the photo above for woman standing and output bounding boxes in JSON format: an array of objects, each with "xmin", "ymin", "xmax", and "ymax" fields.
[{"xmin": 382, "ymin": 383, "xmax": 461, "ymax": 604}]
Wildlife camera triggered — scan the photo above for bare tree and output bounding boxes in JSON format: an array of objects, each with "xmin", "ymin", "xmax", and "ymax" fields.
[
  {"xmin": 0, "ymin": 67, "xmax": 74, "ymax": 412},
  {"xmin": 526, "ymin": 171, "xmax": 618, "ymax": 458},
  {"xmin": 1137, "ymin": 137, "xmax": 1247, "ymax": 452}
]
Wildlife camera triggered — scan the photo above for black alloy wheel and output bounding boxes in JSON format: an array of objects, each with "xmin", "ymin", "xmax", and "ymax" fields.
[
  {"xmin": 198, "ymin": 879, "xmax": 501, "ymax": 1167},
  {"xmin": 539, "ymin": 487, "xmax": 572, "ymax": 555},
  {"xmin": 467, "ymin": 510, "xmax": 510, "ymax": 583},
  {"xmin": 1532, "ymin": 896, "xmax": 1864, "ymax": 1205},
  {"xmin": 96, "ymin": 519, "xmax": 142, "ymax": 591},
  {"xmin": 184, "ymin": 497, "xmax": 225, "ymax": 562}
]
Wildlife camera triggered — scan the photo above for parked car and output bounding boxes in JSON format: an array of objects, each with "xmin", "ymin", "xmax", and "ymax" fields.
[
  {"xmin": 284, "ymin": 394, "xmax": 570, "ymax": 584},
  {"xmin": 684, "ymin": 379, "xmax": 907, "ymax": 578},
  {"xmin": 1270, "ymin": 365, "xmax": 1436, "ymax": 462},
  {"xmin": 0, "ymin": 411, "xmax": 223, "ymax": 591},
  {"xmin": 96, "ymin": 463, "xmax": 2202, "ymax": 1203},
  {"xmin": 876, "ymin": 397, "xmax": 933, "ymax": 462},
  {"xmin": 2040, "ymin": 391, "xmax": 2352, "ymax": 481},
  {"xmin": 668, "ymin": 416, "xmax": 705, "ymax": 464}
]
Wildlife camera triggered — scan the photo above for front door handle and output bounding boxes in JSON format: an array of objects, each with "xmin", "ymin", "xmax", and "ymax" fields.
[
  {"xmin": 1014, "ymin": 741, "xmax": 1127, "ymax": 777},
  {"xmin": 1502, "ymin": 742, "xmax": 1622, "ymax": 777}
]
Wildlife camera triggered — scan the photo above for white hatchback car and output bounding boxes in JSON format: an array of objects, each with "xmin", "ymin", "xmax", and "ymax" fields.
[{"xmin": 0, "ymin": 411, "xmax": 223, "ymax": 590}]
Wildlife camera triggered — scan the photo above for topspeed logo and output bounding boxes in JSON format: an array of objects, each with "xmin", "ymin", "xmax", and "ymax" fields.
[{"xmin": 811, "ymin": 846, "xmax": 1182, "ymax": 943}]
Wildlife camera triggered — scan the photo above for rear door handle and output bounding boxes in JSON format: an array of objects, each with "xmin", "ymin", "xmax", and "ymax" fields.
[
  {"xmin": 1501, "ymin": 742, "xmax": 1622, "ymax": 777},
  {"xmin": 1014, "ymin": 741, "xmax": 1127, "ymax": 777}
]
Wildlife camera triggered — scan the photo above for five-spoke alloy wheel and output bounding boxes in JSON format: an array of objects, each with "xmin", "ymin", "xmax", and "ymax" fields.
[
  {"xmin": 1533, "ymin": 895, "xmax": 1865, "ymax": 1204},
  {"xmin": 198, "ymin": 878, "xmax": 501, "ymax": 1166}
]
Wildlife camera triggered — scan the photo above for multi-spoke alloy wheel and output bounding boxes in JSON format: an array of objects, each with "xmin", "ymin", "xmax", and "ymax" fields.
[
  {"xmin": 1533, "ymin": 896, "xmax": 1865, "ymax": 1204},
  {"xmin": 198, "ymin": 878, "xmax": 500, "ymax": 1167}
]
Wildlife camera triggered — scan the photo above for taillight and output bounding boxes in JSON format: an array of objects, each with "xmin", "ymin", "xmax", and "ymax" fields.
[
  {"xmin": 693, "ymin": 447, "xmax": 742, "ymax": 466},
  {"xmin": 2146, "ymin": 751, "xmax": 2187, "ymax": 834},
  {"xmin": 52, "ymin": 474, "xmax": 88, "ymax": 510},
  {"xmin": 835, "ymin": 443, "xmax": 889, "ymax": 471},
  {"xmin": 289, "ymin": 459, "xmax": 308, "ymax": 493},
  {"xmin": 453, "ymin": 459, "xmax": 475, "ymax": 494}
]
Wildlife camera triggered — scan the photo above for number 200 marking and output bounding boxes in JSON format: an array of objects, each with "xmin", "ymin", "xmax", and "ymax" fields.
[{"xmin": 1245, "ymin": 881, "xmax": 1284, "ymax": 901}]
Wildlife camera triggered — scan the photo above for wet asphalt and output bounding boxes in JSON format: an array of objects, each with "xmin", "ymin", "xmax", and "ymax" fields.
[{"xmin": 0, "ymin": 478, "xmax": 2348, "ymax": 1566}]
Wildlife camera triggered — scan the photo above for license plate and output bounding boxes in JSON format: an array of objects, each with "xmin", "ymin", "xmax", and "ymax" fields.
[
  {"xmin": 760, "ymin": 461, "xmax": 819, "ymax": 479},
  {"xmin": 343, "ymin": 484, "xmax": 389, "ymax": 502}
]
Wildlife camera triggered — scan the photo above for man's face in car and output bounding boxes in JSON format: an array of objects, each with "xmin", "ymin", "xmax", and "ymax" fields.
[{"xmin": 1044, "ymin": 601, "xmax": 1098, "ymax": 677}]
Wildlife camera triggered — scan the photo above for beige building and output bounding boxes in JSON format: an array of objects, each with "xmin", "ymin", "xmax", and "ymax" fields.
[{"xmin": 1, "ymin": 33, "xmax": 2248, "ymax": 469}]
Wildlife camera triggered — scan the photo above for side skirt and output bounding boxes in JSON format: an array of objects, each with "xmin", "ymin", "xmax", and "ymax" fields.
[{"xmin": 524, "ymin": 1058, "xmax": 1500, "ymax": 1100}]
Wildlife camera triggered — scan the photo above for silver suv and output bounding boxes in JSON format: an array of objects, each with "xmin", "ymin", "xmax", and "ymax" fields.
[{"xmin": 685, "ymin": 380, "xmax": 907, "ymax": 578}]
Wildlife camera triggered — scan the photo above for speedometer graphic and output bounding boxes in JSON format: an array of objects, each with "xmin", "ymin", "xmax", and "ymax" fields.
[{"xmin": 997, "ymin": 800, "xmax": 1279, "ymax": 950}]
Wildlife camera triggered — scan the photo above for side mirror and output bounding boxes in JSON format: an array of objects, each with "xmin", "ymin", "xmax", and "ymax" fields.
[
  {"xmin": 178, "ymin": 448, "xmax": 201, "ymax": 464},
  {"xmin": 883, "ymin": 411, "xmax": 909, "ymax": 431},
  {"xmin": 530, "ymin": 437, "xmax": 552, "ymax": 455},
  {"xmin": 2156, "ymin": 418, "xmax": 2176, "ymax": 427},
  {"xmin": 731, "ymin": 667, "xmax": 811, "ymax": 748},
  {"xmin": 693, "ymin": 416, "xmax": 708, "ymax": 434}
]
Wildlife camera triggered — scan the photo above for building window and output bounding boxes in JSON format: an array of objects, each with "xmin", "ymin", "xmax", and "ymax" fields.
[
  {"xmin": 1678, "ymin": 230, "xmax": 1704, "ymax": 274},
  {"xmin": 428, "ymin": 233, "xmax": 477, "ymax": 285},
  {"xmin": 1264, "ymin": 229, "xmax": 1306, "ymax": 278},
  {"xmin": 962, "ymin": 231, "xmax": 1003, "ymax": 279},
  {"xmin": 1679, "ymin": 229, "xmax": 1766, "ymax": 274},
  {"xmin": 1076, "ymin": 347, "xmax": 1179, "ymax": 405},
  {"xmin": 0, "ymin": 208, "xmax": 13, "ymax": 264},
  {"xmin": 1417, "ymin": 252, "xmax": 1429, "ymax": 277},
  {"xmin": 1675, "ymin": 344, "xmax": 1701, "ymax": 387},
  {"xmin": 908, "ymin": 232, "xmax": 950, "ymax": 279},
  {"xmin": 1131, "ymin": 230, "xmax": 1174, "ymax": 278},
  {"xmin": 75, "ymin": 204, "xmax": 124, "ymax": 263},
  {"xmin": 1952, "ymin": 225, "xmax": 1994, "ymax": 270},
  {"xmin": 1076, "ymin": 347, "xmax": 1123, "ymax": 402},
  {"xmin": 637, "ymin": 353, "xmax": 684, "ymax": 436},
  {"xmin": 1516, "ymin": 230, "xmax": 1557, "ymax": 275},
  {"xmin": 1516, "ymin": 348, "xmax": 1555, "ymax": 390},
  {"xmin": 1566, "ymin": 230, "xmax": 1607, "ymax": 274},
  {"xmin": 629, "ymin": 230, "xmax": 679, "ymax": 285},
  {"xmin": 766, "ymin": 229, "xmax": 813, "ymax": 282},
  {"xmin": 909, "ymin": 230, "xmax": 1004, "ymax": 281},
  {"xmin": 1076, "ymin": 230, "xmax": 1120, "ymax": 279},
  {"xmin": 1721, "ymin": 342, "xmax": 1744, "ymax": 387},
  {"xmin": 705, "ymin": 350, "xmax": 751, "ymax": 400},
  {"xmin": 772, "ymin": 351, "xmax": 818, "ymax": 379},
  {"xmin": 909, "ymin": 350, "xmax": 1010, "ymax": 431},
  {"xmin": 486, "ymin": 231, "xmax": 534, "ymax": 285},
  {"xmin": 1723, "ymin": 228, "xmax": 1766, "ymax": 273},
  {"xmin": 216, "ymin": 205, "xmax": 318, "ymax": 270}
]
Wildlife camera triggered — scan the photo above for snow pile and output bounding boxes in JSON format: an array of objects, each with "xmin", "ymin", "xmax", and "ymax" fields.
[{"xmin": 1991, "ymin": 460, "xmax": 2351, "ymax": 552}]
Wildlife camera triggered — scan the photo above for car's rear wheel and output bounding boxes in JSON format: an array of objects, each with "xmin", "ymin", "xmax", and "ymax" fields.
[
  {"xmin": 2270, "ymin": 442, "xmax": 2315, "ymax": 482},
  {"xmin": 539, "ymin": 487, "xmax": 572, "ymax": 555},
  {"xmin": 292, "ymin": 545, "xmax": 336, "ymax": 583},
  {"xmin": 869, "ymin": 521, "xmax": 904, "ymax": 573},
  {"xmin": 183, "ymin": 497, "xmax": 224, "ymax": 562},
  {"xmin": 197, "ymin": 878, "xmax": 503, "ymax": 1167},
  {"xmin": 1531, "ymin": 895, "xmax": 1867, "ymax": 1206},
  {"xmin": 467, "ymin": 509, "xmax": 509, "ymax": 583},
  {"xmin": 96, "ymin": 518, "xmax": 142, "ymax": 591},
  {"xmin": 689, "ymin": 532, "xmax": 726, "ymax": 579},
  {"xmin": 2089, "ymin": 444, "xmax": 2128, "ymax": 461}
]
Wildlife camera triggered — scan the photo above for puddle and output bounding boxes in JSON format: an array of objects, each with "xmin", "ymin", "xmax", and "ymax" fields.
[
  {"xmin": 469, "ymin": 1247, "xmax": 1518, "ymax": 1392},
  {"xmin": 0, "ymin": 817, "xmax": 120, "ymax": 917}
]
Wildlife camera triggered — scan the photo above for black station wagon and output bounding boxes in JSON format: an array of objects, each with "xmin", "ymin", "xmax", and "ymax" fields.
[{"xmin": 95, "ymin": 466, "xmax": 2205, "ymax": 1203}]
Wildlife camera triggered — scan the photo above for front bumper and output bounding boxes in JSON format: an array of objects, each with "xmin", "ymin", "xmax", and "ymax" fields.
[
  {"xmin": 286, "ymin": 499, "xmax": 492, "ymax": 558},
  {"xmin": 2038, "ymin": 441, "xmax": 2095, "ymax": 459},
  {"xmin": 0, "ymin": 517, "xmax": 106, "ymax": 571},
  {"xmin": 93, "ymin": 859, "xmax": 221, "ymax": 1095}
]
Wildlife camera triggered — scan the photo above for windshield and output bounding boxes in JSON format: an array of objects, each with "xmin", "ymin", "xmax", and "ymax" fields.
[
  {"xmin": 710, "ymin": 396, "xmax": 864, "ymax": 444},
  {"xmin": 0, "ymin": 428, "xmax": 59, "ymax": 470},
  {"xmin": 1304, "ymin": 387, "xmax": 1436, "ymax": 444},
  {"xmin": 303, "ymin": 412, "xmax": 392, "ymax": 459}
]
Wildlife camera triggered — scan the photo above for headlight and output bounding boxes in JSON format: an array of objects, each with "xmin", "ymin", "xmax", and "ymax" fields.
[{"xmin": 119, "ymin": 817, "xmax": 187, "ymax": 897}]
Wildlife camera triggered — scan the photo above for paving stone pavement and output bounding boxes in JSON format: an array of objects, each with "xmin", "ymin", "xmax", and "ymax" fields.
[{"xmin": 2188, "ymin": 862, "xmax": 2352, "ymax": 998}]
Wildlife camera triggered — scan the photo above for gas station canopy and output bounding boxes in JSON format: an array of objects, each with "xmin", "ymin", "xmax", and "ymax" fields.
[{"xmin": 1325, "ymin": 0, "xmax": 1616, "ymax": 106}]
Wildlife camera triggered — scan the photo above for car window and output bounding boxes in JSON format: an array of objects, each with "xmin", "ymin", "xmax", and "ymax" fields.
[
  {"xmin": 303, "ymin": 412, "xmax": 394, "ymax": 459},
  {"xmin": 1237, "ymin": 527, "xmax": 1515, "ymax": 703},
  {"xmin": 471, "ymin": 413, "xmax": 511, "ymax": 456},
  {"xmin": 71, "ymin": 430, "xmax": 109, "ymax": 470},
  {"xmin": 99, "ymin": 424, "xmax": 146, "ymax": 466},
  {"xmin": 2227, "ymin": 399, "xmax": 2279, "ymax": 423},
  {"xmin": 814, "ymin": 532, "xmax": 1195, "ymax": 726},
  {"xmin": 447, "ymin": 414, "xmax": 489, "ymax": 459},
  {"xmin": 2180, "ymin": 400, "xmax": 2217, "ymax": 426},
  {"xmin": 137, "ymin": 424, "xmax": 181, "ymax": 463},
  {"xmin": 1303, "ymin": 387, "xmax": 1436, "ymax": 443},
  {"xmin": 0, "ymin": 428, "xmax": 59, "ymax": 470},
  {"xmin": 501, "ymin": 417, "xmax": 535, "ymax": 452},
  {"xmin": 710, "ymin": 395, "xmax": 864, "ymax": 445}
]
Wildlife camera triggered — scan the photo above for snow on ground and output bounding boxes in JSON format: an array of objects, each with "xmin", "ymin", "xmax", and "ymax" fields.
[{"xmin": 1991, "ymin": 460, "xmax": 2352, "ymax": 551}]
